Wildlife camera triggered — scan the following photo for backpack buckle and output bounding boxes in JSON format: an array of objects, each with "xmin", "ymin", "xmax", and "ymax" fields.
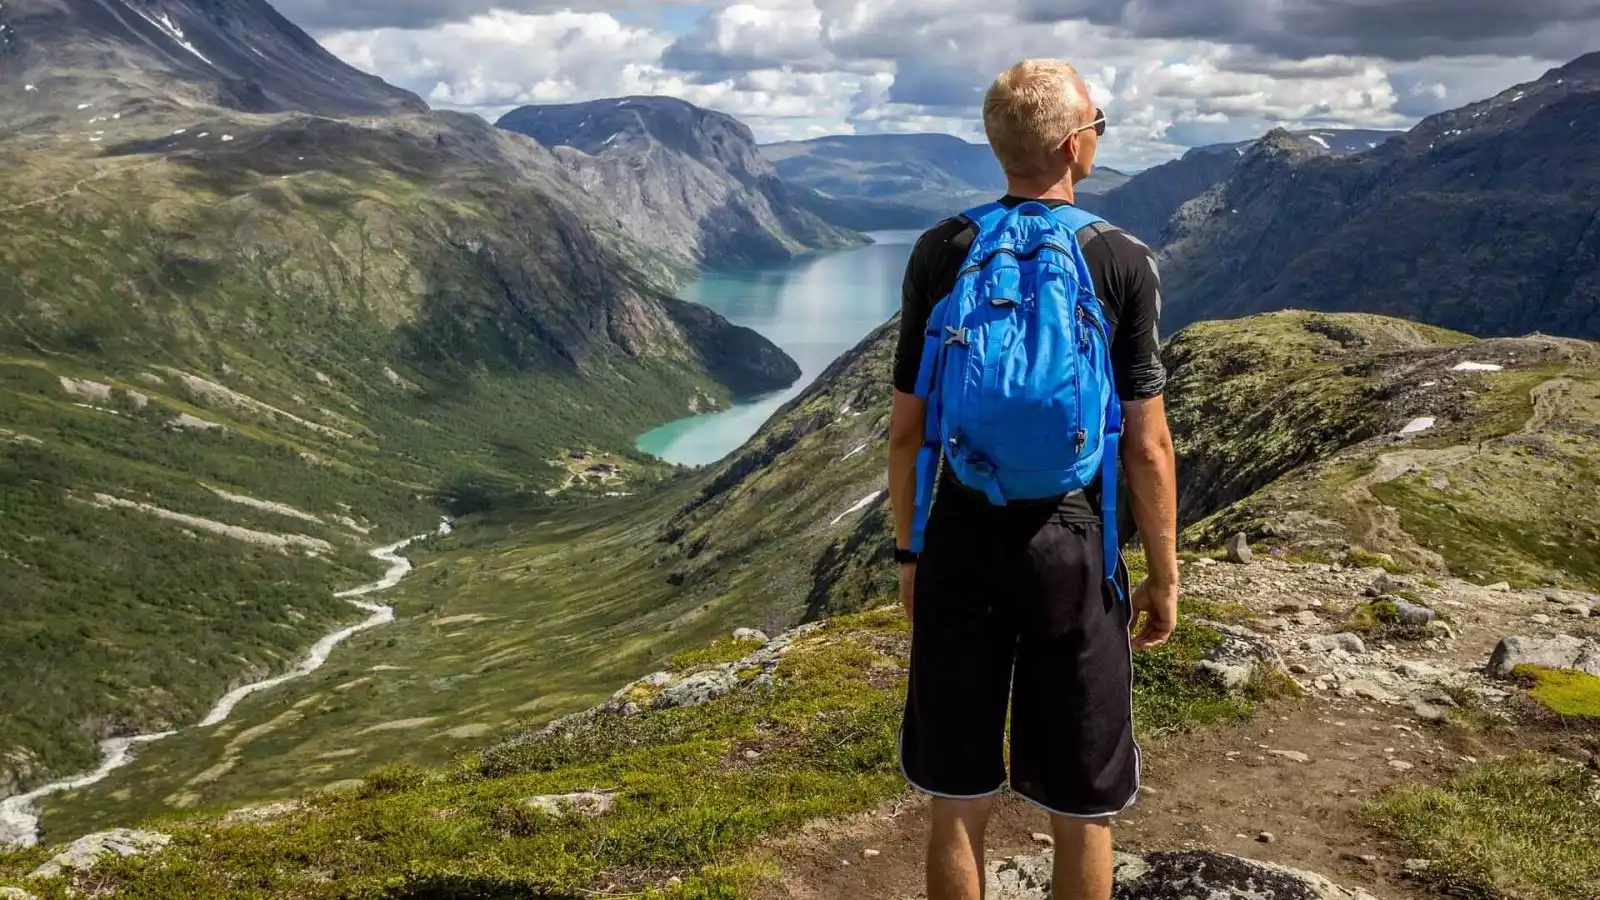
[{"xmin": 944, "ymin": 326, "xmax": 970, "ymax": 347}]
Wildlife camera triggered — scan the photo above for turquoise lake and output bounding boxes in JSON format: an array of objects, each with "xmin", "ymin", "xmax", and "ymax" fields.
[{"xmin": 636, "ymin": 230, "xmax": 923, "ymax": 466}]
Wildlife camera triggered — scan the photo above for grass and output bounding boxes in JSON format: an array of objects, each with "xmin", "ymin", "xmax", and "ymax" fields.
[
  {"xmin": 1514, "ymin": 666, "xmax": 1600, "ymax": 720},
  {"xmin": 1, "ymin": 605, "xmax": 1272, "ymax": 898},
  {"xmin": 670, "ymin": 639, "xmax": 769, "ymax": 672},
  {"xmin": 1344, "ymin": 599, "xmax": 1431, "ymax": 642},
  {"xmin": 1365, "ymin": 752, "xmax": 1600, "ymax": 900}
]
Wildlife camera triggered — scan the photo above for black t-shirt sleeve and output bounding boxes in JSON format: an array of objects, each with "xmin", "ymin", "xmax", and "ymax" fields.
[
  {"xmin": 892, "ymin": 219, "xmax": 967, "ymax": 394},
  {"xmin": 1081, "ymin": 226, "xmax": 1168, "ymax": 401}
]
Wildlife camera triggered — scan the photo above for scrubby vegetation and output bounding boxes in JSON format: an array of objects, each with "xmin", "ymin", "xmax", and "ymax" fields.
[
  {"xmin": 1365, "ymin": 752, "xmax": 1600, "ymax": 900},
  {"xmin": 1, "ymin": 604, "xmax": 1273, "ymax": 898}
]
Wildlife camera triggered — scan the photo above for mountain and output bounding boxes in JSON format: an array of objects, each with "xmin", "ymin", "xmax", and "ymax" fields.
[
  {"xmin": 1084, "ymin": 129, "xmax": 1402, "ymax": 247},
  {"xmin": 0, "ymin": 0, "xmax": 426, "ymax": 129},
  {"xmin": 1160, "ymin": 54, "xmax": 1600, "ymax": 338},
  {"xmin": 0, "ymin": 2, "xmax": 803, "ymax": 803},
  {"xmin": 761, "ymin": 132, "xmax": 1130, "ymax": 226},
  {"xmin": 496, "ymin": 97, "xmax": 866, "ymax": 269}
]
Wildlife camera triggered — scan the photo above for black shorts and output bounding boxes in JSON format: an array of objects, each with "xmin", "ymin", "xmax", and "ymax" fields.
[{"xmin": 899, "ymin": 484, "xmax": 1140, "ymax": 817}]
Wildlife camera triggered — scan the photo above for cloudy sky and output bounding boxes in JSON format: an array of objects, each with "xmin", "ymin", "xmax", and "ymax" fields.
[{"xmin": 277, "ymin": 0, "xmax": 1600, "ymax": 170}]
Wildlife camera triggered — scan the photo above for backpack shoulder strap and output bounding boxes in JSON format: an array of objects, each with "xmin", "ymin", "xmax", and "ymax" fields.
[{"xmin": 1044, "ymin": 203, "xmax": 1106, "ymax": 235}]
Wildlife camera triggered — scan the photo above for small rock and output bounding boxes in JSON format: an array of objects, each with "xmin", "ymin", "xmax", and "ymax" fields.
[
  {"xmin": 1192, "ymin": 557, "xmax": 1218, "ymax": 567},
  {"xmin": 862, "ymin": 848, "xmax": 881, "ymax": 859},
  {"xmin": 1390, "ymin": 598, "xmax": 1436, "ymax": 625},
  {"xmin": 1370, "ymin": 573, "xmax": 1418, "ymax": 596},
  {"xmin": 1269, "ymin": 749, "xmax": 1312, "ymax": 764},
  {"xmin": 30, "ymin": 830, "xmax": 172, "ymax": 880},
  {"xmin": 1227, "ymin": 534, "xmax": 1254, "ymax": 564},
  {"xmin": 732, "ymin": 628, "xmax": 770, "ymax": 643},
  {"xmin": 1257, "ymin": 832, "xmax": 1276, "ymax": 844},
  {"xmin": 1532, "ymin": 614, "xmax": 1553, "ymax": 625},
  {"xmin": 1388, "ymin": 759, "xmax": 1415, "ymax": 771},
  {"xmin": 1294, "ymin": 610, "xmax": 1321, "ymax": 627},
  {"xmin": 1309, "ymin": 599, "xmax": 1325, "ymax": 608},
  {"xmin": 667, "ymin": 876, "xmax": 683, "ymax": 887},
  {"xmin": 1196, "ymin": 660, "xmax": 1254, "ymax": 692},
  {"xmin": 524, "ymin": 790, "xmax": 616, "ymax": 818},
  {"xmin": 1485, "ymin": 582, "xmax": 1512, "ymax": 592},
  {"xmin": 1562, "ymin": 605, "xmax": 1592, "ymax": 618},
  {"xmin": 1410, "ymin": 691, "xmax": 1459, "ymax": 722},
  {"xmin": 1, "ymin": 889, "xmax": 38, "ymax": 900},
  {"xmin": 1343, "ymin": 679, "xmax": 1398, "ymax": 703},
  {"xmin": 743, "ymin": 749, "xmax": 761, "ymax": 761},
  {"xmin": 1304, "ymin": 633, "xmax": 1368, "ymax": 655},
  {"xmin": 1396, "ymin": 660, "xmax": 1441, "ymax": 680},
  {"xmin": 1403, "ymin": 859, "xmax": 1433, "ymax": 874},
  {"xmin": 1289, "ymin": 663, "xmax": 1311, "ymax": 675},
  {"xmin": 1031, "ymin": 832, "xmax": 1055, "ymax": 846}
]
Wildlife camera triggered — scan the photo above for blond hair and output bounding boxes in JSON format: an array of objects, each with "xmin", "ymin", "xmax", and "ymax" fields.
[{"xmin": 982, "ymin": 59, "xmax": 1093, "ymax": 180}]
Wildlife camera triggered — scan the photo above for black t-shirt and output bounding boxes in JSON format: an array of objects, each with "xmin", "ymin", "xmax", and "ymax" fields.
[{"xmin": 893, "ymin": 196, "xmax": 1168, "ymax": 521}]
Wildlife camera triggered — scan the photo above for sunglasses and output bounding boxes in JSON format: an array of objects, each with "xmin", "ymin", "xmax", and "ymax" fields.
[{"xmin": 1072, "ymin": 107, "xmax": 1107, "ymax": 138}]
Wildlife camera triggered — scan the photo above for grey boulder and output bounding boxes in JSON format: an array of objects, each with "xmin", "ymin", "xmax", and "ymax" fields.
[
  {"xmin": 1487, "ymin": 635, "xmax": 1600, "ymax": 678},
  {"xmin": 732, "ymin": 628, "xmax": 770, "ymax": 643},
  {"xmin": 1227, "ymin": 533, "xmax": 1254, "ymax": 564},
  {"xmin": 524, "ymin": 790, "xmax": 616, "ymax": 818},
  {"xmin": 1389, "ymin": 598, "xmax": 1436, "ymax": 625}
]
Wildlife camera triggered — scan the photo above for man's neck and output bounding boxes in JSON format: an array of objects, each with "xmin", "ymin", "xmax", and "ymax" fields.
[{"xmin": 1004, "ymin": 176, "xmax": 1076, "ymax": 204}]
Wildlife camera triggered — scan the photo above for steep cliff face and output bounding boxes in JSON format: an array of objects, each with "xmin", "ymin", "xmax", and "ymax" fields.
[
  {"xmin": 497, "ymin": 96, "xmax": 866, "ymax": 269},
  {"xmin": 1160, "ymin": 53, "xmax": 1600, "ymax": 339}
]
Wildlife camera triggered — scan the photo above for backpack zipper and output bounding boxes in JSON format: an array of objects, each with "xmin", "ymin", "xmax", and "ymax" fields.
[{"xmin": 958, "ymin": 242, "xmax": 1073, "ymax": 277}]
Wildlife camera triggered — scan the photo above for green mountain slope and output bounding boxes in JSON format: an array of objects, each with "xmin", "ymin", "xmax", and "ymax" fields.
[{"xmin": 0, "ymin": 9, "xmax": 804, "ymax": 802}]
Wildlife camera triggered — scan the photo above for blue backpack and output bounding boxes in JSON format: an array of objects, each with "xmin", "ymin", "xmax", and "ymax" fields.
[{"xmin": 910, "ymin": 200, "xmax": 1125, "ymax": 601}]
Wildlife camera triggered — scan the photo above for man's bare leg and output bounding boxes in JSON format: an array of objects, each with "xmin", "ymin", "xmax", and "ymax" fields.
[
  {"xmin": 1049, "ymin": 816, "xmax": 1114, "ymax": 900},
  {"xmin": 928, "ymin": 796, "xmax": 995, "ymax": 900}
]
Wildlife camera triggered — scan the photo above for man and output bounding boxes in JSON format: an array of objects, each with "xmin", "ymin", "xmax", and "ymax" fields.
[{"xmin": 887, "ymin": 59, "xmax": 1180, "ymax": 900}]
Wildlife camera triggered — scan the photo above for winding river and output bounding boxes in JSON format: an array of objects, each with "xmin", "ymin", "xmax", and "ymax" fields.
[{"xmin": 0, "ymin": 522, "xmax": 448, "ymax": 848}]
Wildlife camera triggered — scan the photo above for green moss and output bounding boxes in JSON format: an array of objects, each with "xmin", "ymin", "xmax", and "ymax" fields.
[
  {"xmin": 1514, "ymin": 665, "xmax": 1600, "ymax": 720},
  {"xmin": 1183, "ymin": 598, "xmax": 1258, "ymax": 626},
  {"xmin": 1345, "ymin": 598, "xmax": 1432, "ymax": 642},
  {"xmin": 669, "ymin": 639, "xmax": 767, "ymax": 672},
  {"xmin": 1365, "ymin": 752, "xmax": 1600, "ymax": 900},
  {"xmin": 1344, "ymin": 547, "xmax": 1413, "ymax": 574}
]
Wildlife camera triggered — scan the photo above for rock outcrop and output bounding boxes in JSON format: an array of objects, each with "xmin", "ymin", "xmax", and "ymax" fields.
[
  {"xmin": 30, "ymin": 829, "xmax": 171, "ymax": 880},
  {"xmin": 988, "ymin": 850, "xmax": 1378, "ymax": 900}
]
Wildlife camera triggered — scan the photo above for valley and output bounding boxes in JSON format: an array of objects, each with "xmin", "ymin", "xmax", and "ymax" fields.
[{"xmin": 3, "ymin": 3, "xmax": 1600, "ymax": 897}]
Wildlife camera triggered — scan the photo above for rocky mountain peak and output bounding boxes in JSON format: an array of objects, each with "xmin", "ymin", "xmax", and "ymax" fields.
[
  {"xmin": 0, "ymin": 0, "xmax": 424, "ymax": 128},
  {"xmin": 498, "ymin": 96, "xmax": 774, "ymax": 183}
]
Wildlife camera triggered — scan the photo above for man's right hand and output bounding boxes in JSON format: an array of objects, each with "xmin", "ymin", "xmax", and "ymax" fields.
[
  {"xmin": 1130, "ymin": 578, "xmax": 1178, "ymax": 650},
  {"xmin": 899, "ymin": 562, "xmax": 917, "ymax": 620}
]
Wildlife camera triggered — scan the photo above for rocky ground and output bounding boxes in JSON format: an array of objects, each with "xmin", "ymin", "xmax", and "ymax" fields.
[
  {"xmin": 5, "ymin": 550, "xmax": 1594, "ymax": 899},
  {"xmin": 755, "ymin": 552, "xmax": 1598, "ymax": 900}
]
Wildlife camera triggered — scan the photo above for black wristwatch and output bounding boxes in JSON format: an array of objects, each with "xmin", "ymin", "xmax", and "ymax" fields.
[{"xmin": 893, "ymin": 547, "xmax": 920, "ymax": 566}]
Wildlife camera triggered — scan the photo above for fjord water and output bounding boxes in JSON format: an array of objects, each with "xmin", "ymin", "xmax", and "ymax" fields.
[{"xmin": 637, "ymin": 230, "xmax": 924, "ymax": 466}]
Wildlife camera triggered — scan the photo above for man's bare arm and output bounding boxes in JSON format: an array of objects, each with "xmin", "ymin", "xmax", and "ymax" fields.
[
  {"xmin": 889, "ymin": 390, "xmax": 927, "ymax": 551},
  {"xmin": 1122, "ymin": 394, "xmax": 1179, "ymax": 648}
]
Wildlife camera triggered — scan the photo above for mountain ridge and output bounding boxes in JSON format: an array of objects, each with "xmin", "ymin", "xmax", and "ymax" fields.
[
  {"xmin": 496, "ymin": 96, "xmax": 868, "ymax": 269},
  {"xmin": 1160, "ymin": 54, "xmax": 1600, "ymax": 338}
]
